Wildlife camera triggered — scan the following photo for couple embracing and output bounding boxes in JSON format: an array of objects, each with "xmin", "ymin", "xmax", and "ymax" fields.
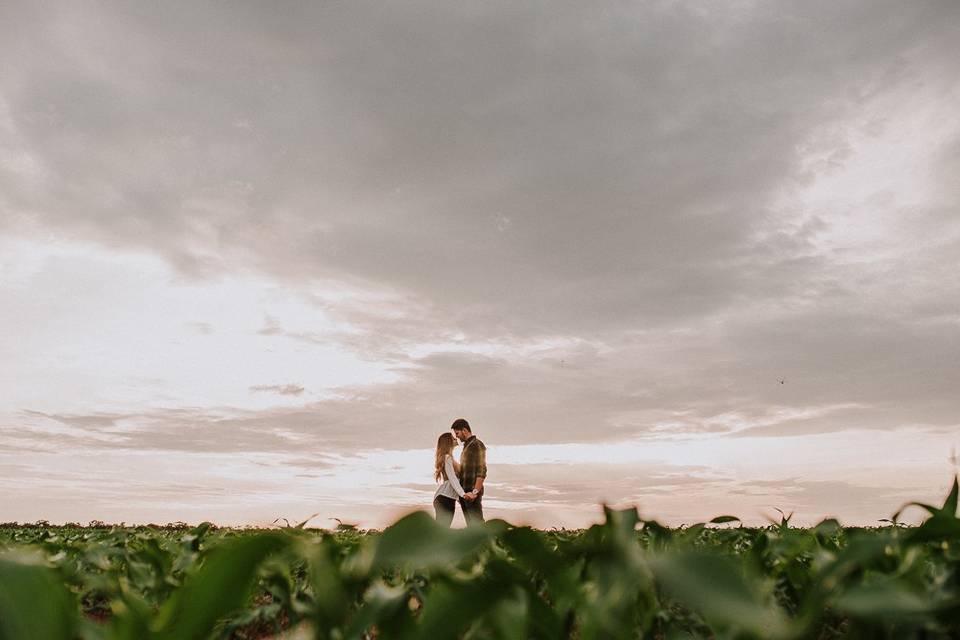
[{"xmin": 433, "ymin": 418, "xmax": 486, "ymax": 527}]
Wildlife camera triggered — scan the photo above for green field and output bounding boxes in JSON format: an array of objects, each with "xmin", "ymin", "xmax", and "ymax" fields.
[{"xmin": 2, "ymin": 479, "xmax": 960, "ymax": 640}]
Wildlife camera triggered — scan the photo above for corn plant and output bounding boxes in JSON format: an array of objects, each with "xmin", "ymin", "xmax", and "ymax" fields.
[{"xmin": 2, "ymin": 477, "xmax": 959, "ymax": 639}]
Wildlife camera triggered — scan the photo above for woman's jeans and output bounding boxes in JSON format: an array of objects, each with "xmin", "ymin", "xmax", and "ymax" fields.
[{"xmin": 433, "ymin": 495, "xmax": 456, "ymax": 528}]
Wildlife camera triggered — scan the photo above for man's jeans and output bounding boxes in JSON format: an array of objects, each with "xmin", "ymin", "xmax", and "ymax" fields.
[{"xmin": 459, "ymin": 494, "xmax": 484, "ymax": 525}]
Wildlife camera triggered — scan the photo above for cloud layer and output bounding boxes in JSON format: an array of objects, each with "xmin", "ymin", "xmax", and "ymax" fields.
[{"xmin": 1, "ymin": 0, "xmax": 959, "ymax": 525}]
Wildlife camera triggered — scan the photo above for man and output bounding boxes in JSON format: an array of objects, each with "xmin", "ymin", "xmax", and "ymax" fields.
[{"xmin": 451, "ymin": 418, "xmax": 486, "ymax": 525}]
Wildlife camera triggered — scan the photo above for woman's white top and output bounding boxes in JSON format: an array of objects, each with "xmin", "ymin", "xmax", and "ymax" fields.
[{"xmin": 434, "ymin": 454, "xmax": 466, "ymax": 500}]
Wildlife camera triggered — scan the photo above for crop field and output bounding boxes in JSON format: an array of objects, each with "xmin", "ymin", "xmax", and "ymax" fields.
[{"xmin": 2, "ymin": 479, "xmax": 960, "ymax": 640}]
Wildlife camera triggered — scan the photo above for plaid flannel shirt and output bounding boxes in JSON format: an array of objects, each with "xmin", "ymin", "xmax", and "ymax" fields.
[{"xmin": 458, "ymin": 436, "xmax": 487, "ymax": 494}]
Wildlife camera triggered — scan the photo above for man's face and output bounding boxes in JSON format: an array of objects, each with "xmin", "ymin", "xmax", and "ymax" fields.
[{"xmin": 452, "ymin": 428, "xmax": 469, "ymax": 443}]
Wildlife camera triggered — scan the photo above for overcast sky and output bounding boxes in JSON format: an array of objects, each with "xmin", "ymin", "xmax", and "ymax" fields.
[{"xmin": 2, "ymin": 0, "xmax": 959, "ymax": 528}]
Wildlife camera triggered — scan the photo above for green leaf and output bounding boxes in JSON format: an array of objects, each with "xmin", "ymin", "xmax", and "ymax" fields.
[
  {"xmin": 603, "ymin": 505, "xmax": 640, "ymax": 538},
  {"xmin": 813, "ymin": 518, "xmax": 841, "ymax": 534},
  {"xmin": 153, "ymin": 532, "xmax": 291, "ymax": 640},
  {"xmin": 905, "ymin": 514, "xmax": 960, "ymax": 545},
  {"xmin": 641, "ymin": 519, "xmax": 674, "ymax": 550},
  {"xmin": 709, "ymin": 515, "xmax": 741, "ymax": 524},
  {"xmin": 681, "ymin": 523, "xmax": 706, "ymax": 537},
  {"xmin": 892, "ymin": 501, "xmax": 941, "ymax": 521},
  {"xmin": 306, "ymin": 538, "xmax": 351, "ymax": 633},
  {"xmin": 371, "ymin": 511, "xmax": 500, "ymax": 570},
  {"xmin": 942, "ymin": 475, "xmax": 959, "ymax": 517},
  {"xmin": 649, "ymin": 552, "xmax": 791, "ymax": 639},
  {"xmin": 343, "ymin": 582, "xmax": 411, "ymax": 639},
  {"xmin": 0, "ymin": 550, "xmax": 78, "ymax": 640},
  {"xmin": 416, "ymin": 576, "xmax": 515, "ymax": 640},
  {"xmin": 891, "ymin": 475, "xmax": 960, "ymax": 522},
  {"xmin": 108, "ymin": 590, "xmax": 154, "ymax": 640},
  {"xmin": 500, "ymin": 527, "xmax": 581, "ymax": 612},
  {"xmin": 484, "ymin": 587, "xmax": 529, "ymax": 640},
  {"xmin": 835, "ymin": 582, "xmax": 933, "ymax": 620},
  {"xmin": 809, "ymin": 535, "xmax": 889, "ymax": 589}
]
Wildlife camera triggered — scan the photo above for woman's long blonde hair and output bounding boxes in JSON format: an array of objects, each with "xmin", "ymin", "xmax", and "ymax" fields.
[{"xmin": 435, "ymin": 432, "xmax": 457, "ymax": 482}]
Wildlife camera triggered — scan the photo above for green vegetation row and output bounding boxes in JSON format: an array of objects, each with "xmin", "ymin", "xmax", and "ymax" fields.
[{"xmin": 2, "ymin": 478, "xmax": 960, "ymax": 639}]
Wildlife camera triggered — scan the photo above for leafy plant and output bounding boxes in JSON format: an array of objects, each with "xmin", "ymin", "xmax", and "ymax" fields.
[{"xmin": 1, "ymin": 476, "xmax": 959, "ymax": 639}]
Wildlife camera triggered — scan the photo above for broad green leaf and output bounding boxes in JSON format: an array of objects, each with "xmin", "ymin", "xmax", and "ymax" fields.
[
  {"xmin": 371, "ymin": 511, "xmax": 499, "ymax": 570},
  {"xmin": 649, "ymin": 552, "xmax": 791, "ymax": 639},
  {"xmin": 304, "ymin": 537, "xmax": 352, "ymax": 636},
  {"xmin": 342, "ymin": 581, "xmax": 411, "ymax": 639},
  {"xmin": 807, "ymin": 535, "xmax": 889, "ymax": 592},
  {"xmin": 0, "ymin": 551, "xmax": 77, "ymax": 640},
  {"xmin": 500, "ymin": 526, "xmax": 581, "ymax": 611},
  {"xmin": 603, "ymin": 505, "xmax": 640, "ymax": 538},
  {"xmin": 524, "ymin": 585, "xmax": 568, "ymax": 639},
  {"xmin": 812, "ymin": 518, "xmax": 841, "ymax": 535},
  {"xmin": 905, "ymin": 514, "xmax": 960, "ymax": 545},
  {"xmin": 500, "ymin": 526, "xmax": 550, "ymax": 565},
  {"xmin": 641, "ymin": 519, "xmax": 674, "ymax": 550},
  {"xmin": 484, "ymin": 586, "xmax": 529, "ymax": 640},
  {"xmin": 108, "ymin": 590, "xmax": 154, "ymax": 640},
  {"xmin": 835, "ymin": 582, "xmax": 933, "ymax": 620},
  {"xmin": 416, "ymin": 576, "xmax": 515, "ymax": 640},
  {"xmin": 153, "ymin": 532, "xmax": 291, "ymax": 640}
]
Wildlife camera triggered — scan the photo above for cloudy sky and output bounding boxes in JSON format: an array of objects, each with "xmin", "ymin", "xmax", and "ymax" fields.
[{"xmin": 2, "ymin": 1, "xmax": 959, "ymax": 528}]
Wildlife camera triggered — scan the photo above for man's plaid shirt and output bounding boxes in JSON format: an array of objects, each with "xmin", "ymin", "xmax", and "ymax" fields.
[{"xmin": 459, "ymin": 435, "xmax": 487, "ymax": 494}]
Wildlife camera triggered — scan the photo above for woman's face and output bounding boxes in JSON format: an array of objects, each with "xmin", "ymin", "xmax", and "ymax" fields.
[{"xmin": 440, "ymin": 435, "xmax": 456, "ymax": 453}]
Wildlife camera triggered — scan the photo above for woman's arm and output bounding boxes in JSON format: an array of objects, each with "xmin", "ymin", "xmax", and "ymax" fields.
[{"xmin": 445, "ymin": 455, "xmax": 466, "ymax": 498}]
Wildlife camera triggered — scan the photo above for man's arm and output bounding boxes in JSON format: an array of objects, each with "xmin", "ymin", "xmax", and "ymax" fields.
[{"xmin": 470, "ymin": 444, "xmax": 486, "ymax": 496}]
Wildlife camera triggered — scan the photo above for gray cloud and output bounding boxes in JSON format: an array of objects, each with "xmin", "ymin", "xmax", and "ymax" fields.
[
  {"xmin": 22, "ymin": 409, "xmax": 123, "ymax": 431},
  {"xmin": 2, "ymin": 1, "xmax": 957, "ymax": 329},
  {"xmin": 249, "ymin": 383, "xmax": 306, "ymax": 397},
  {"xmin": 1, "ymin": 0, "xmax": 959, "ymax": 502},
  {"xmin": 10, "ymin": 319, "xmax": 954, "ymax": 460},
  {"xmin": 6, "ymin": 406, "xmax": 376, "ymax": 454}
]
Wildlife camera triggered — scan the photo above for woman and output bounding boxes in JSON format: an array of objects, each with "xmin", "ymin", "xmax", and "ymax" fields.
[{"xmin": 433, "ymin": 432, "xmax": 466, "ymax": 527}]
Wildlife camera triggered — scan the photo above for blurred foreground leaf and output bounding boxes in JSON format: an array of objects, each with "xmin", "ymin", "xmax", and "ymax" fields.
[
  {"xmin": 834, "ymin": 582, "xmax": 934, "ymax": 621},
  {"xmin": 0, "ymin": 551, "xmax": 77, "ymax": 640},
  {"xmin": 650, "ymin": 552, "xmax": 791, "ymax": 639},
  {"xmin": 372, "ymin": 511, "xmax": 500, "ymax": 570},
  {"xmin": 152, "ymin": 532, "xmax": 291, "ymax": 640}
]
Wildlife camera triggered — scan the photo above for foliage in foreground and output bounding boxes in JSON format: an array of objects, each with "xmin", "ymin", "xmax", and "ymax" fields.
[{"xmin": 2, "ymin": 478, "xmax": 960, "ymax": 639}]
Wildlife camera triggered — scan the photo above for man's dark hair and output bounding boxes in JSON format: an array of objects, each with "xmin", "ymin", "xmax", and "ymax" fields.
[{"xmin": 451, "ymin": 418, "xmax": 471, "ymax": 432}]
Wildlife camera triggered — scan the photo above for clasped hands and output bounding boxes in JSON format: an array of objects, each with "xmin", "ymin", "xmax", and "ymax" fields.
[{"xmin": 462, "ymin": 490, "xmax": 480, "ymax": 502}]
